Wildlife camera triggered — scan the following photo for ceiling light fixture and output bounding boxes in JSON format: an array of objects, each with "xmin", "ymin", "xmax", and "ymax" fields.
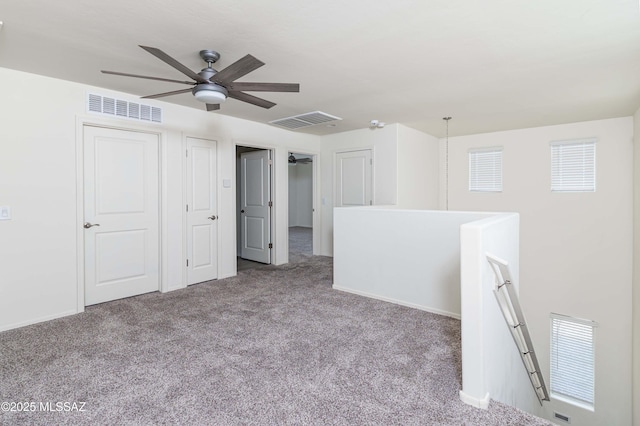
[{"xmin": 192, "ymin": 83, "xmax": 227, "ymax": 104}]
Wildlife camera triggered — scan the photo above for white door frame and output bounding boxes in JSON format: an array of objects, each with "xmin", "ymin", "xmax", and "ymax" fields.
[
  {"xmin": 234, "ymin": 141, "xmax": 277, "ymax": 267},
  {"xmin": 287, "ymin": 149, "xmax": 321, "ymax": 256},
  {"xmin": 240, "ymin": 149, "xmax": 272, "ymax": 264},
  {"xmin": 75, "ymin": 116, "xmax": 167, "ymax": 313}
]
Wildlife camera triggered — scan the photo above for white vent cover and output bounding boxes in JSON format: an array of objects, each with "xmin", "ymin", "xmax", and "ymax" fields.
[
  {"xmin": 88, "ymin": 93, "xmax": 162, "ymax": 123},
  {"xmin": 269, "ymin": 111, "xmax": 341, "ymax": 130}
]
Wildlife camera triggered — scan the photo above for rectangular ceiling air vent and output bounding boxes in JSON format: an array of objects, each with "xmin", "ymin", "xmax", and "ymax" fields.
[
  {"xmin": 87, "ymin": 93, "xmax": 162, "ymax": 124},
  {"xmin": 269, "ymin": 111, "xmax": 341, "ymax": 130}
]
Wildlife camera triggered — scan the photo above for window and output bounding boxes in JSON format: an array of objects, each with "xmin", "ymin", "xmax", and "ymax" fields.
[
  {"xmin": 550, "ymin": 139, "xmax": 596, "ymax": 192},
  {"xmin": 550, "ymin": 314, "xmax": 597, "ymax": 410},
  {"xmin": 468, "ymin": 148, "xmax": 502, "ymax": 192}
]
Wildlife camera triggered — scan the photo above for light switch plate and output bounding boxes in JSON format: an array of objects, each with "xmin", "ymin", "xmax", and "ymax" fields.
[
  {"xmin": 0, "ymin": 206, "xmax": 11, "ymax": 220},
  {"xmin": 223, "ymin": 179, "xmax": 232, "ymax": 188}
]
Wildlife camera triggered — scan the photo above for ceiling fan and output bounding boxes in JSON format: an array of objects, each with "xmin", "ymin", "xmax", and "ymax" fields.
[
  {"xmin": 101, "ymin": 45, "xmax": 300, "ymax": 111},
  {"xmin": 288, "ymin": 153, "xmax": 312, "ymax": 164}
]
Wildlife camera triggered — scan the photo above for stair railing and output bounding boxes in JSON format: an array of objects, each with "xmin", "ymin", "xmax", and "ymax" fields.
[{"xmin": 486, "ymin": 253, "xmax": 550, "ymax": 405}]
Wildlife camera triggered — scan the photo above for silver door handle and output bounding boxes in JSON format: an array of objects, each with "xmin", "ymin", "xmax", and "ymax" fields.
[
  {"xmin": 84, "ymin": 222, "xmax": 100, "ymax": 229},
  {"xmin": 208, "ymin": 215, "xmax": 217, "ymax": 220}
]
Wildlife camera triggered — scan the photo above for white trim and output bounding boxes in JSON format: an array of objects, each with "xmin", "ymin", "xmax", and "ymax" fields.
[
  {"xmin": 551, "ymin": 393, "xmax": 595, "ymax": 412},
  {"xmin": 459, "ymin": 391, "xmax": 490, "ymax": 409},
  {"xmin": 0, "ymin": 310, "xmax": 78, "ymax": 333},
  {"xmin": 332, "ymin": 285, "xmax": 461, "ymax": 320}
]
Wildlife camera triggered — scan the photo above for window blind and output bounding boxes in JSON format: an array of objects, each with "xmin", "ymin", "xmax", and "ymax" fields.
[
  {"xmin": 550, "ymin": 139, "xmax": 596, "ymax": 192},
  {"xmin": 550, "ymin": 314, "xmax": 596, "ymax": 408},
  {"xmin": 469, "ymin": 148, "xmax": 502, "ymax": 192}
]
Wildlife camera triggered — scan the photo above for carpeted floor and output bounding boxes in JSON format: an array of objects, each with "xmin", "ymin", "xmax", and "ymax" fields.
[
  {"xmin": 0, "ymin": 248, "xmax": 550, "ymax": 425},
  {"xmin": 238, "ymin": 227, "xmax": 313, "ymax": 271}
]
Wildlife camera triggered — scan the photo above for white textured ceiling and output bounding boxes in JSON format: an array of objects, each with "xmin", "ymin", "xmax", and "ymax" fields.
[{"xmin": 0, "ymin": 0, "xmax": 639, "ymax": 137}]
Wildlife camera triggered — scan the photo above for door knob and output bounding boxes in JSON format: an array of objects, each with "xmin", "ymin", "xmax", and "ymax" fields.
[
  {"xmin": 208, "ymin": 215, "xmax": 217, "ymax": 220},
  {"xmin": 240, "ymin": 210, "xmax": 245, "ymax": 214},
  {"xmin": 84, "ymin": 222, "xmax": 100, "ymax": 229}
]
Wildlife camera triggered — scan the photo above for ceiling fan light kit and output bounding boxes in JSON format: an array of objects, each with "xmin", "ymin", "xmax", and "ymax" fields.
[
  {"xmin": 101, "ymin": 46, "xmax": 299, "ymax": 112},
  {"xmin": 193, "ymin": 84, "xmax": 227, "ymax": 103}
]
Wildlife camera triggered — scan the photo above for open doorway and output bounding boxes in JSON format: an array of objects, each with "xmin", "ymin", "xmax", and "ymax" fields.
[
  {"xmin": 288, "ymin": 152, "xmax": 314, "ymax": 263},
  {"xmin": 236, "ymin": 145, "xmax": 273, "ymax": 272}
]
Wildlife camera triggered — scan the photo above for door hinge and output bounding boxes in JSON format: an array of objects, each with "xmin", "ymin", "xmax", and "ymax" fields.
[
  {"xmin": 369, "ymin": 200, "xmax": 373, "ymax": 205},
  {"xmin": 370, "ymin": 158, "xmax": 373, "ymax": 165},
  {"xmin": 186, "ymin": 259, "xmax": 189, "ymax": 267},
  {"xmin": 186, "ymin": 204, "xmax": 189, "ymax": 212},
  {"xmin": 268, "ymin": 201, "xmax": 273, "ymax": 207},
  {"xmin": 268, "ymin": 159, "xmax": 273, "ymax": 165},
  {"xmin": 186, "ymin": 149, "xmax": 189, "ymax": 157},
  {"xmin": 268, "ymin": 243, "xmax": 273, "ymax": 249}
]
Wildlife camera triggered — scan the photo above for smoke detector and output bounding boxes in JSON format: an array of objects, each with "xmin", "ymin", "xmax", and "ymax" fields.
[{"xmin": 369, "ymin": 120, "xmax": 385, "ymax": 129}]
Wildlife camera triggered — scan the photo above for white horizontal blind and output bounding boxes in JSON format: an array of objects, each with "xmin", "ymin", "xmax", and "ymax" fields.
[
  {"xmin": 550, "ymin": 314, "xmax": 596, "ymax": 408},
  {"xmin": 550, "ymin": 139, "xmax": 595, "ymax": 192},
  {"xmin": 469, "ymin": 148, "xmax": 502, "ymax": 192}
]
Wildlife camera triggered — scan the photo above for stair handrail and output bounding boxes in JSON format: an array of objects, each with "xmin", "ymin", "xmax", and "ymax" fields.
[{"xmin": 486, "ymin": 253, "xmax": 550, "ymax": 405}]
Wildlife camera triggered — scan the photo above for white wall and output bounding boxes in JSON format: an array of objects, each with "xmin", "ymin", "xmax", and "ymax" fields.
[
  {"xmin": 319, "ymin": 123, "xmax": 439, "ymax": 256},
  {"xmin": 444, "ymin": 117, "xmax": 633, "ymax": 426},
  {"xmin": 288, "ymin": 162, "xmax": 313, "ymax": 227},
  {"xmin": 0, "ymin": 66, "xmax": 321, "ymax": 331},
  {"xmin": 633, "ymin": 107, "xmax": 640, "ymax": 426},
  {"xmin": 460, "ymin": 213, "xmax": 541, "ymax": 415},
  {"xmin": 333, "ymin": 206, "xmax": 491, "ymax": 318},
  {"xmin": 319, "ymin": 125, "xmax": 398, "ymax": 256},
  {"xmin": 397, "ymin": 125, "xmax": 439, "ymax": 209}
]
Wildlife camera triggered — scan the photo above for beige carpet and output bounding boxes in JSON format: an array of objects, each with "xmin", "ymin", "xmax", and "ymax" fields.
[{"xmin": 1, "ymin": 254, "xmax": 550, "ymax": 425}]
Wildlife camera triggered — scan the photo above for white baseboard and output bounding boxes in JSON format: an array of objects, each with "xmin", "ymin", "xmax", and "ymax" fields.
[
  {"xmin": 332, "ymin": 285, "xmax": 461, "ymax": 320},
  {"xmin": 0, "ymin": 309, "xmax": 78, "ymax": 333},
  {"xmin": 459, "ymin": 390, "xmax": 490, "ymax": 409},
  {"xmin": 218, "ymin": 271, "xmax": 236, "ymax": 280}
]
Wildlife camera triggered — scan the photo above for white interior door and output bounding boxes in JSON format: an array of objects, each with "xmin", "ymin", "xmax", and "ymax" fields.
[
  {"xmin": 336, "ymin": 149, "xmax": 373, "ymax": 207},
  {"xmin": 240, "ymin": 150, "xmax": 271, "ymax": 264},
  {"xmin": 186, "ymin": 137, "xmax": 218, "ymax": 285},
  {"xmin": 84, "ymin": 126, "xmax": 160, "ymax": 305}
]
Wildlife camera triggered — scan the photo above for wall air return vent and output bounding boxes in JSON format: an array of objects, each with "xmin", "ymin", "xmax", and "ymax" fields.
[
  {"xmin": 87, "ymin": 93, "xmax": 162, "ymax": 124},
  {"xmin": 269, "ymin": 111, "xmax": 341, "ymax": 130}
]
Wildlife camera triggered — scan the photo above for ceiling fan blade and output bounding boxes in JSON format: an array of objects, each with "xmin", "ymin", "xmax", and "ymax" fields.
[
  {"xmin": 212, "ymin": 54, "xmax": 264, "ymax": 84},
  {"xmin": 139, "ymin": 45, "xmax": 209, "ymax": 84},
  {"xmin": 141, "ymin": 88, "xmax": 193, "ymax": 99},
  {"xmin": 228, "ymin": 91, "xmax": 276, "ymax": 109},
  {"xmin": 226, "ymin": 82, "xmax": 300, "ymax": 92},
  {"xmin": 206, "ymin": 103, "xmax": 220, "ymax": 112},
  {"xmin": 101, "ymin": 70, "xmax": 194, "ymax": 85}
]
